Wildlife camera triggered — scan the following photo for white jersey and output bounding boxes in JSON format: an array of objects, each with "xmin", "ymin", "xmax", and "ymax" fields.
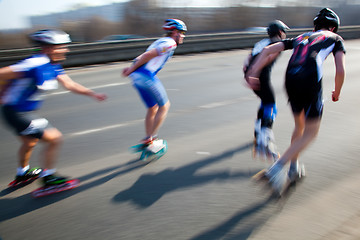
[{"xmin": 135, "ymin": 37, "xmax": 177, "ymax": 76}]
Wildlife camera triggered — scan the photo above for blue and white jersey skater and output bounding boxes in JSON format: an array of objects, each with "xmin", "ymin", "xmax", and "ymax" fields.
[
  {"xmin": 1, "ymin": 54, "xmax": 64, "ymax": 138},
  {"xmin": 2, "ymin": 54, "xmax": 64, "ymax": 111},
  {"xmin": 130, "ymin": 37, "xmax": 177, "ymax": 108}
]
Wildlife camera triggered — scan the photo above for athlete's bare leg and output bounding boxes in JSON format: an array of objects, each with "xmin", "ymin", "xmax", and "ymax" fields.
[
  {"xmin": 145, "ymin": 105, "xmax": 159, "ymax": 138},
  {"xmin": 40, "ymin": 128, "xmax": 63, "ymax": 169},
  {"xmin": 152, "ymin": 101, "xmax": 170, "ymax": 136},
  {"xmin": 18, "ymin": 136, "xmax": 39, "ymax": 168},
  {"xmin": 278, "ymin": 116, "xmax": 321, "ymax": 166},
  {"xmin": 290, "ymin": 112, "xmax": 306, "ymax": 164},
  {"xmin": 145, "ymin": 101, "xmax": 170, "ymax": 138}
]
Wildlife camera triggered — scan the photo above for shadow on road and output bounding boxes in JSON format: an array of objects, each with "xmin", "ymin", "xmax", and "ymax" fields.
[
  {"xmin": 0, "ymin": 157, "xmax": 150, "ymax": 222},
  {"xmin": 189, "ymin": 196, "xmax": 274, "ymax": 240},
  {"xmin": 112, "ymin": 142, "xmax": 255, "ymax": 208},
  {"xmin": 0, "ymin": 142, "xmax": 259, "ymax": 224}
]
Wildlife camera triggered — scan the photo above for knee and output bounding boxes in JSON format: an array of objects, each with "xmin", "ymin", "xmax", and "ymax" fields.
[
  {"xmin": 148, "ymin": 105, "xmax": 159, "ymax": 116},
  {"xmin": 43, "ymin": 129, "xmax": 63, "ymax": 146},
  {"xmin": 52, "ymin": 132, "xmax": 63, "ymax": 145},
  {"xmin": 162, "ymin": 101, "xmax": 170, "ymax": 111}
]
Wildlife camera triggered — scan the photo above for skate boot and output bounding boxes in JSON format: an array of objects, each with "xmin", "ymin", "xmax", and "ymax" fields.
[
  {"xmin": 254, "ymin": 127, "xmax": 279, "ymax": 161},
  {"xmin": 265, "ymin": 163, "xmax": 288, "ymax": 196},
  {"xmin": 141, "ymin": 139, "xmax": 168, "ymax": 161},
  {"xmin": 32, "ymin": 174, "xmax": 79, "ymax": 198},
  {"xmin": 147, "ymin": 139, "xmax": 167, "ymax": 153},
  {"xmin": 130, "ymin": 137, "xmax": 158, "ymax": 153},
  {"xmin": 42, "ymin": 174, "xmax": 68, "ymax": 186},
  {"xmin": 262, "ymin": 127, "xmax": 279, "ymax": 161},
  {"xmin": 254, "ymin": 119, "xmax": 261, "ymax": 141},
  {"xmin": 288, "ymin": 162, "xmax": 306, "ymax": 183},
  {"xmin": 9, "ymin": 167, "xmax": 42, "ymax": 187},
  {"xmin": 252, "ymin": 119, "xmax": 262, "ymax": 158}
]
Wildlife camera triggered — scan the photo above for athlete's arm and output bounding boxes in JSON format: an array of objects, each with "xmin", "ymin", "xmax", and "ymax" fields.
[
  {"xmin": 57, "ymin": 74, "xmax": 107, "ymax": 101},
  {"xmin": 122, "ymin": 49, "xmax": 159, "ymax": 77},
  {"xmin": 332, "ymin": 51, "xmax": 345, "ymax": 102},
  {"xmin": 245, "ymin": 42, "xmax": 285, "ymax": 89},
  {"xmin": 0, "ymin": 66, "xmax": 21, "ymax": 82}
]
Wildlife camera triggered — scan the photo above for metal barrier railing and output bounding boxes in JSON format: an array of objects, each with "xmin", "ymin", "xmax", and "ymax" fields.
[{"xmin": 0, "ymin": 26, "xmax": 359, "ymax": 68}]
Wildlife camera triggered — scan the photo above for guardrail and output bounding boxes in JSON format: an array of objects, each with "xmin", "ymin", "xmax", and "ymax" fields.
[{"xmin": 1, "ymin": 26, "xmax": 359, "ymax": 68}]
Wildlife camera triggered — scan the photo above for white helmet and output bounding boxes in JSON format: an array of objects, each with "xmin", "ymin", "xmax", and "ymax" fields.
[
  {"xmin": 29, "ymin": 29, "xmax": 71, "ymax": 45},
  {"xmin": 162, "ymin": 19, "xmax": 187, "ymax": 32}
]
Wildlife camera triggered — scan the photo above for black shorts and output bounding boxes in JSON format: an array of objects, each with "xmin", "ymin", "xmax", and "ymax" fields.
[
  {"xmin": 253, "ymin": 67, "xmax": 275, "ymax": 105},
  {"xmin": 1, "ymin": 106, "xmax": 51, "ymax": 139},
  {"xmin": 285, "ymin": 70, "xmax": 323, "ymax": 118}
]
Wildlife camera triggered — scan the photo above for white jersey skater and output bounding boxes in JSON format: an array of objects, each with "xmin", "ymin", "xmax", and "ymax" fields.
[{"xmin": 135, "ymin": 37, "xmax": 177, "ymax": 77}]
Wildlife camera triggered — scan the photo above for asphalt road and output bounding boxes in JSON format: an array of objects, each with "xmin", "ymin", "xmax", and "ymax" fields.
[{"xmin": 0, "ymin": 39, "xmax": 359, "ymax": 240}]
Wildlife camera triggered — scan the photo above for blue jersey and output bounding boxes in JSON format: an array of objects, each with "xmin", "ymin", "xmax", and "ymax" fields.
[{"xmin": 2, "ymin": 54, "xmax": 64, "ymax": 111}]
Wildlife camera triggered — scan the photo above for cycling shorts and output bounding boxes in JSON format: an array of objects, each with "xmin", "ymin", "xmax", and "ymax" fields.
[
  {"xmin": 285, "ymin": 71, "xmax": 323, "ymax": 118},
  {"xmin": 1, "ymin": 105, "xmax": 52, "ymax": 139},
  {"xmin": 130, "ymin": 72, "xmax": 169, "ymax": 108}
]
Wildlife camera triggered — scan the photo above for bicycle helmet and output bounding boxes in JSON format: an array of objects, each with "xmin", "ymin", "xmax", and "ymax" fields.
[
  {"xmin": 313, "ymin": 8, "xmax": 340, "ymax": 33},
  {"xmin": 267, "ymin": 20, "xmax": 290, "ymax": 38},
  {"xmin": 29, "ymin": 29, "xmax": 71, "ymax": 45},
  {"xmin": 163, "ymin": 19, "xmax": 187, "ymax": 32}
]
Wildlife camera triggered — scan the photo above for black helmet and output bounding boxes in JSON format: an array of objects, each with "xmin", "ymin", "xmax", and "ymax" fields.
[
  {"xmin": 313, "ymin": 8, "xmax": 340, "ymax": 33},
  {"xmin": 267, "ymin": 20, "xmax": 290, "ymax": 38},
  {"xmin": 29, "ymin": 29, "xmax": 71, "ymax": 45}
]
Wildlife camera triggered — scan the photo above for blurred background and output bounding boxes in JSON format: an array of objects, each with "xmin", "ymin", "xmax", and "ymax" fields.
[{"xmin": 1, "ymin": 0, "xmax": 360, "ymax": 49}]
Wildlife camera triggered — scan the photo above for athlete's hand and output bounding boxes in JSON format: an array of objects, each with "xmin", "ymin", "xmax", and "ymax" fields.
[
  {"xmin": 122, "ymin": 67, "xmax": 132, "ymax": 77},
  {"xmin": 248, "ymin": 76, "xmax": 260, "ymax": 90},
  {"xmin": 332, "ymin": 90, "xmax": 340, "ymax": 102},
  {"xmin": 92, "ymin": 93, "xmax": 107, "ymax": 101},
  {"xmin": 245, "ymin": 73, "xmax": 260, "ymax": 90},
  {"xmin": 244, "ymin": 66, "xmax": 261, "ymax": 90}
]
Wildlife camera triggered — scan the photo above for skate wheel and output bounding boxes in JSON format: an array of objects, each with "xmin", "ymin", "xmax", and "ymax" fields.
[{"xmin": 31, "ymin": 179, "xmax": 80, "ymax": 198}]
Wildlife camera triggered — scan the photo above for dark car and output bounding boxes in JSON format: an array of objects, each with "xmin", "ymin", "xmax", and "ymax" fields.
[{"xmin": 100, "ymin": 34, "xmax": 146, "ymax": 41}]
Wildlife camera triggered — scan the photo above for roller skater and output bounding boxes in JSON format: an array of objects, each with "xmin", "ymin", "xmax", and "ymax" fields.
[
  {"xmin": 123, "ymin": 19, "xmax": 187, "ymax": 158},
  {"xmin": 244, "ymin": 20, "xmax": 289, "ymax": 161},
  {"xmin": 0, "ymin": 29, "xmax": 107, "ymax": 196},
  {"xmin": 246, "ymin": 8, "xmax": 345, "ymax": 195}
]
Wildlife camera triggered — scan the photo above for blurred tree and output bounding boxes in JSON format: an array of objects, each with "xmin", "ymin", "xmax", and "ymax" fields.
[{"xmin": 61, "ymin": 17, "xmax": 123, "ymax": 42}]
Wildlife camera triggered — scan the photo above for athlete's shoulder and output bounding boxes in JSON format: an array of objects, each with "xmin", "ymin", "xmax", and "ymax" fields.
[
  {"xmin": 252, "ymin": 38, "xmax": 271, "ymax": 56},
  {"xmin": 328, "ymin": 31, "xmax": 345, "ymax": 42},
  {"xmin": 154, "ymin": 37, "xmax": 176, "ymax": 47},
  {"xmin": 151, "ymin": 37, "xmax": 177, "ymax": 54},
  {"xmin": 10, "ymin": 54, "xmax": 50, "ymax": 73}
]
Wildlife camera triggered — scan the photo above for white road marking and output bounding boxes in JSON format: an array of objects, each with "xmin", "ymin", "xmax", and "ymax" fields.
[
  {"xmin": 65, "ymin": 96, "xmax": 252, "ymax": 138},
  {"xmin": 199, "ymin": 97, "xmax": 246, "ymax": 109},
  {"xmin": 66, "ymin": 119, "xmax": 143, "ymax": 138},
  {"xmin": 196, "ymin": 152, "xmax": 211, "ymax": 155},
  {"xmin": 49, "ymin": 82, "xmax": 130, "ymax": 96}
]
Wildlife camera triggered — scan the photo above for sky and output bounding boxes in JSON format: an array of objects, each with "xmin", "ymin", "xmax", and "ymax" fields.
[
  {"xmin": 0, "ymin": 0, "xmax": 129, "ymax": 30},
  {"xmin": 0, "ymin": 0, "xmax": 227, "ymax": 30}
]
